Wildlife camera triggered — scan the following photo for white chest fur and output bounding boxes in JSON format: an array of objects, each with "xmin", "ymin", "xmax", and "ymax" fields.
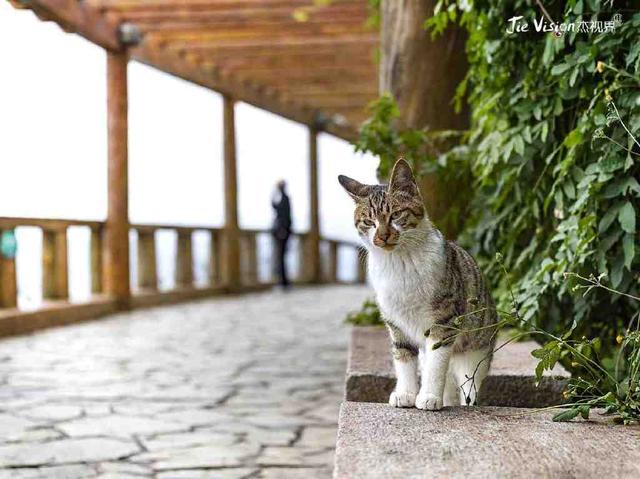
[{"xmin": 367, "ymin": 229, "xmax": 446, "ymax": 345}]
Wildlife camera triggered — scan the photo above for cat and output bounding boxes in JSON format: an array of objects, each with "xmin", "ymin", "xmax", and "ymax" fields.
[{"xmin": 338, "ymin": 158, "xmax": 497, "ymax": 410}]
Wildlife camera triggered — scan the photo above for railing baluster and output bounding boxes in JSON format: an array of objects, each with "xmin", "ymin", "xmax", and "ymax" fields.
[
  {"xmin": 298, "ymin": 233, "xmax": 309, "ymax": 283},
  {"xmin": 328, "ymin": 240, "xmax": 338, "ymax": 283},
  {"xmin": 210, "ymin": 230, "xmax": 221, "ymax": 287},
  {"xmin": 90, "ymin": 227, "xmax": 103, "ymax": 295},
  {"xmin": 0, "ymin": 229, "xmax": 18, "ymax": 309},
  {"xmin": 42, "ymin": 228, "xmax": 68, "ymax": 300},
  {"xmin": 137, "ymin": 229, "xmax": 157, "ymax": 291},
  {"xmin": 245, "ymin": 232, "xmax": 258, "ymax": 285},
  {"xmin": 176, "ymin": 230, "xmax": 193, "ymax": 288},
  {"xmin": 357, "ymin": 247, "xmax": 367, "ymax": 283}
]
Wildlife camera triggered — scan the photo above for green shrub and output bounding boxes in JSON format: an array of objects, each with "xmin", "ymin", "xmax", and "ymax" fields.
[
  {"xmin": 345, "ymin": 298, "xmax": 384, "ymax": 326},
  {"xmin": 438, "ymin": 0, "xmax": 639, "ymax": 362},
  {"xmin": 357, "ymin": 0, "xmax": 640, "ymax": 366}
]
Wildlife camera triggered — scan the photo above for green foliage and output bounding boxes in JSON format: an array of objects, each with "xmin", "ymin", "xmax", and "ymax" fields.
[
  {"xmin": 345, "ymin": 298, "xmax": 384, "ymax": 326},
  {"xmin": 352, "ymin": 1, "xmax": 640, "ymax": 421},
  {"xmin": 528, "ymin": 273, "xmax": 640, "ymax": 424},
  {"xmin": 425, "ymin": 0, "xmax": 640, "ymax": 361}
]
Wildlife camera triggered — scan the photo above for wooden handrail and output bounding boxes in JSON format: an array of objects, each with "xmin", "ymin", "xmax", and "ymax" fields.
[
  {"xmin": 131, "ymin": 223, "xmax": 223, "ymax": 234},
  {"xmin": 0, "ymin": 217, "xmax": 104, "ymax": 230}
]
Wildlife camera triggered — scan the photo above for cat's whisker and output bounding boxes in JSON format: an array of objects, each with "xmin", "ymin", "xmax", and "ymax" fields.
[{"xmin": 338, "ymin": 158, "xmax": 497, "ymax": 410}]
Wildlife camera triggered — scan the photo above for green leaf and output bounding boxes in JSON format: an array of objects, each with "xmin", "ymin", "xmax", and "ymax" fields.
[
  {"xmin": 564, "ymin": 129, "xmax": 583, "ymax": 148},
  {"xmin": 611, "ymin": 254, "xmax": 625, "ymax": 288},
  {"xmin": 618, "ymin": 202, "xmax": 636, "ymax": 234},
  {"xmin": 599, "ymin": 156, "xmax": 625, "ymax": 173},
  {"xmin": 578, "ymin": 405, "xmax": 590, "ymax": 420},
  {"xmin": 514, "ymin": 135, "xmax": 525, "ymax": 156},
  {"xmin": 553, "ymin": 408, "xmax": 580, "ymax": 422},
  {"xmin": 623, "ymin": 233, "xmax": 635, "ymax": 270},
  {"xmin": 551, "ymin": 63, "xmax": 571, "ymax": 75},
  {"xmin": 599, "ymin": 203, "xmax": 622, "ymax": 233}
]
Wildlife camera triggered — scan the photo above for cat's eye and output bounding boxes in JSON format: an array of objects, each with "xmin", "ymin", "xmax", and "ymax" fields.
[
  {"xmin": 362, "ymin": 219, "xmax": 375, "ymax": 227},
  {"xmin": 390, "ymin": 211, "xmax": 403, "ymax": 221}
]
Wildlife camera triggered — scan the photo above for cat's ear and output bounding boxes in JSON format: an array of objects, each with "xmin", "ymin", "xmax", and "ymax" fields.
[
  {"xmin": 389, "ymin": 158, "xmax": 420, "ymax": 197},
  {"xmin": 338, "ymin": 175, "xmax": 370, "ymax": 201}
]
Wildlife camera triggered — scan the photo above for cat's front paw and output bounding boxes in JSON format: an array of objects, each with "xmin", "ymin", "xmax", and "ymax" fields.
[
  {"xmin": 415, "ymin": 392, "xmax": 443, "ymax": 411},
  {"xmin": 389, "ymin": 390, "xmax": 416, "ymax": 408}
]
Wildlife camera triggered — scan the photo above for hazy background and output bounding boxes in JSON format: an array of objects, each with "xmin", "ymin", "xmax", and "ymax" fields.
[{"xmin": 0, "ymin": 3, "xmax": 379, "ymax": 308}]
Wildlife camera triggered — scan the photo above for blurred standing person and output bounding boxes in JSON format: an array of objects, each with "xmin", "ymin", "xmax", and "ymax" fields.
[{"xmin": 271, "ymin": 180, "xmax": 292, "ymax": 288}]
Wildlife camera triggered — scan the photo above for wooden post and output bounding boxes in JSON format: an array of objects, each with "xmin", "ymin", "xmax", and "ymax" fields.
[
  {"xmin": 137, "ymin": 230, "xmax": 157, "ymax": 290},
  {"xmin": 0, "ymin": 230, "xmax": 18, "ymax": 309},
  {"xmin": 42, "ymin": 229, "xmax": 68, "ymax": 300},
  {"xmin": 307, "ymin": 126, "xmax": 321, "ymax": 283},
  {"xmin": 104, "ymin": 51, "xmax": 130, "ymax": 307},
  {"xmin": 357, "ymin": 247, "xmax": 367, "ymax": 283},
  {"xmin": 221, "ymin": 95, "xmax": 241, "ymax": 289},
  {"xmin": 90, "ymin": 228, "xmax": 103, "ymax": 294},
  {"xmin": 176, "ymin": 231, "xmax": 193, "ymax": 288}
]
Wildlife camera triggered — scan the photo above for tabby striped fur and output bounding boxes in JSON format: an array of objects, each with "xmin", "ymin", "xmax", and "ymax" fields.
[{"xmin": 338, "ymin": 159, "xmax": 497, "ymax": 410}]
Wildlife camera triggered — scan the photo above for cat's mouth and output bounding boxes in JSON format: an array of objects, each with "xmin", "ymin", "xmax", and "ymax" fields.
[{"xmin": 374, "ymin": 241, "xmax": 398, "ymax": 251}]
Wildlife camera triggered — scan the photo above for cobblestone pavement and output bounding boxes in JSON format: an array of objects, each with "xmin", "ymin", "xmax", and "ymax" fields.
[{"xmin": 0, "ymin": 285, "xmax": 369, "ymax": 479}]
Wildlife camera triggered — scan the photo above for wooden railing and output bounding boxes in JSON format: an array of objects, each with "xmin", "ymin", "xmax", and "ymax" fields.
[{"xmin": 0, "ymin": 217, "xmax": 366, "ymax": 336}]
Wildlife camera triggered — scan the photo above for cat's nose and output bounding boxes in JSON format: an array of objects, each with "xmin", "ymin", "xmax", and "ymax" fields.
[
  {"xmin": 375, "ymin": 230, "xmax": 390, "ymax": 241},
  {"xmin": 373, "ymin": 229, "xmax": 391, "ymax": 247}
]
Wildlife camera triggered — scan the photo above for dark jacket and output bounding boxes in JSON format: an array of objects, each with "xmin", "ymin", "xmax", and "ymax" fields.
[{"xmin": 272, "ymin": 192, "xmax": 292, "ymax": 240}]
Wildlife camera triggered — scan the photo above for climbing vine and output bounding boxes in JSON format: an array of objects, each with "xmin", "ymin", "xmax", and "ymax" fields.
[{"xmin": 356, "ymin": 0, "xmax": 640, "ymax": 364}]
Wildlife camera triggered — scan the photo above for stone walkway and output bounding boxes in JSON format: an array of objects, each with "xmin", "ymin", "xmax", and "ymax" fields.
[{"xmin": 0, "ymin": 285, "xmax": 369, "ymax": 479}]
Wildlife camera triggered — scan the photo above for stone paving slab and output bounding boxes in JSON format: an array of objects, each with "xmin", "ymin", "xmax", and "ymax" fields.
[
  {"xmin": 346, "ymin": 326, "xmax": 569, "ymax": 407},
  {"xmin": 0, "ymin": 285, "xmax": 370, "ymax": 479},
  {"xmin": 334, "ymin": 401, "xmax": 640, "ymax": 479}
]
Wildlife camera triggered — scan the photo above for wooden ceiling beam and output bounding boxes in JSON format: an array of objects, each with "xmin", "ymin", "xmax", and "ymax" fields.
[
  {"xmin": 130, "ymin": 45, "xmax": 358, "ymax": 141},
  {"xmin": 133, "ymin": 17, "xmax": 368, "ymax": 33},
  {"xmin": 162, "ymin": 33, "xmax": 377, "ymax": 53},
  {"xmin": 108, "ymin": 4, "xmax": 367, "ymax": 24},
  {"xmin": 294, "ymin": 93, "xmax": 377, "ymax": 106},
  {"xmin": 175, "ymin": 42, "xmax": 375, "ymax": 62},
  {"xmin": 308, "ymin": 99, "xmax": 373, "ymax": 109},
  {"xmin": 217, "ymin": 66, "xmax": 375, "ymax": 83},
  {"xmin": 294, "ymin": 90, "xmax": 378, "ymax": 99},
  {"xmin": 146, "ymin": 23, "xmax": 370, "ymax": 43},
  {"xmin": 259, "ymin": 78, "xmax": 378, "ymax": 93},
  {"xmin": 15, "ymin": 0, "xmax": 122, "ymax": 51},
  {"xmin": 92, "ymin": 0, "xmax": 360, "ymax": 13},
  {"xmin": 285, "ymin": 84, "xmax": 377, "ymax": 94},
  {"xmin": 205, "ymin": 53, "xmax": 376, "ymax": 72}
]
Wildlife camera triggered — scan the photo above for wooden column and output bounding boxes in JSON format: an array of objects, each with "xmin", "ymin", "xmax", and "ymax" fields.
[
  {"xmin": 137, "ymin": 230, "xmax": 157, "ymax": 290},
  {"xmin": 104, "ymin": 51, "xmax": 130, "ymax": 307},
  {"xmin": 0, "ymin": 230, "xmax": 18, "ymax": 309},
  {"xmin": 221, "ymin": 95, "xmax": 241, "ymax": 289},
  {"xmin": 42, "ymin": 229, "xmax": 68, "ymax": 300},
  {"xmin": 307, "ymin": 127, "xmax": 321, "ymax": 283},
  {"xmin": 176, "ymin": 231, "xmax": 193, "ymax": 288}
]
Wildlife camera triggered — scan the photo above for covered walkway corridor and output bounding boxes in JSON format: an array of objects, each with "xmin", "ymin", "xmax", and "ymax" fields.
[{"xmin": 0, "ymin": 285, "xmax": 369, "ymax": 478}]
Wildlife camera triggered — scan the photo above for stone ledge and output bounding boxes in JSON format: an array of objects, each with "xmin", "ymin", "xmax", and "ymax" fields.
[
  {"xmin": 346, "ymin": 326, "xmax": 568, "ymax": 407},
  {"xmin": 334, "ymin": 402, "xmax": 640, "ymax": 479}
]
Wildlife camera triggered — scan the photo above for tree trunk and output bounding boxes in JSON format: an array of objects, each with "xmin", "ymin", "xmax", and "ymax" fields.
[{"xmin": 380, "ymin": 0, "xmax": 469, "ymax": 238}]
